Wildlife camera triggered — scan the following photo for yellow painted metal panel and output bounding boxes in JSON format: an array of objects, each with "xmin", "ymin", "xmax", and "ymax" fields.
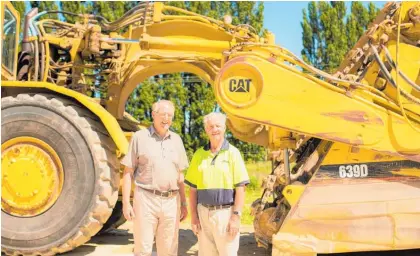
[
  {"xmin": 275, "ymin": 183, "xmax": 420, "ymax": 253},
  {"xmin": 282, "ymin": 185, "xmax": 305, "ymax": 207},
  {"xmin": 322, "ymin": 142, "xmax": 405, "ymax": 165},
  {"xmin": 215, "ymin": 55, "xmax": 420, "ymax": 161}
]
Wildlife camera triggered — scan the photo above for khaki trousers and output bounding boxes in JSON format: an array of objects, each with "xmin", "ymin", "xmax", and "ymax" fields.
[
  {"xmin": 133, "ymin": 187, "xmax": 180, "ymax": 256},
  {"xmin": 197, "ymin": 204, "xmax": 240, "ymax": 256}
]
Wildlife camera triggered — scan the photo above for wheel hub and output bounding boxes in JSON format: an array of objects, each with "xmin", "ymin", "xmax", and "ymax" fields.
[{"xmin": 2, "ymin": 137, "xmax": 64, "ymax": 217}]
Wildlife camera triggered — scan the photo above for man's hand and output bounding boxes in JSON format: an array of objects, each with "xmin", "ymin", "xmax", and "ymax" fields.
[
  {"xmin": 180, "ymin": 204, "xmax": 188, "ymax": 222},
  {"xmin": 227, "ymin": 214, "xmax": 240, "ymax": 238},
  {"xmin": 191, "ymin": 214, "xmax": 201, "ymax": 236},
  {"xmin": 122, "ymin": 167, "xmax": 134, "ymax": 221},
  {"xmin": 123, "ymin": 203, "xmax": 135, "ymax": 221}
]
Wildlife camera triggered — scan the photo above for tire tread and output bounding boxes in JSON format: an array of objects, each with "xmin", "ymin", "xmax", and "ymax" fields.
[{"xmin": 1, "ymin": 94, "xmax": 120, "ymax": 256}]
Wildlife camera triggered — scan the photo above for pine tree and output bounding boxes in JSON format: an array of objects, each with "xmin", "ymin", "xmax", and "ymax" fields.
[
  {"xmin": 317, "ymin": 2, "xmax": 348, "ymax": 73},
  {"xmin": 155, "ymin": 73, "xmax": 189, "ymax": 136},
  {"xmin": 92, "ymin": 2, "xmax": 127, "ymax": 22},
  {"xmin": 60, "ymin": 2, "xmax": 84, "ymax": 23},
  {"xmin": 368, "ymin": 3, "xmax": 379, "ymax": 22},
  {"xmin": 126, "ymin": 78, "xmax": 157, "ymax": 126},
  {"xmin": 182, "ymin": 76, "xmax": 217, "ymax": 158},
  {"xmin": 230, "ymin": 2, "xmax": 264, "ymax": 35},
  {"xmin": 301, "ymin": 2, "xmax": 323, "ymax": 69},
  {"xmin": 346, "ymin": 2, "xmax": 379, "ymax": 48},
  {"xmin": 302, "ymin": 2, "xmax": 379, "ymax": 72}
]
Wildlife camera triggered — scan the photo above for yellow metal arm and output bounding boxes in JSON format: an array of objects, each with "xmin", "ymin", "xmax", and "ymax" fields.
[{"xmin": 214, "ymin": 50, "xmax": 420, "ymax": 161}]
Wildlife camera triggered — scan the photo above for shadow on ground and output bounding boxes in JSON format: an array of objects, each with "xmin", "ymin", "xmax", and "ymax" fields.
[
  {"xmin": 59, "ymin": 227, "xmax": 270, "ymax": 256},
  {"xmin": 30, "ymin": 225, "xmax": 420, "ymax": 256},
  {"xmin": 319, "ymin": 250, "xmax": 420, "ymax": 256}
]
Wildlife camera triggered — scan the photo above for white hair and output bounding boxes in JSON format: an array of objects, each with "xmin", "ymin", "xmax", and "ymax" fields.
[
  {"xmin": 203, "ymin": 112, "xmax": 227, "ymax": 128},
  {"xmin": 152, "ymin": 100, "xmax": 175, "ymax": 113}
]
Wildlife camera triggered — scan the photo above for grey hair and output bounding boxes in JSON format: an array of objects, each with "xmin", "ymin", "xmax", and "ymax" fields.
[
  {"xmin": 203, "ymin": 112, "xmax": 227, "ymax": 128},
  {"xmin": 152, "ymin": 100, "xmax": 175, "ymax": 113}
]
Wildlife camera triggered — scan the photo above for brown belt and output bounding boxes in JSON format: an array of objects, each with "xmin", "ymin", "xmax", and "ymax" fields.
[
  {"xmin": 201, "ymin": 203, "xmax": 233, "ymax": 211},
  {"xmin": 141, "ymin": 188, "xmax": 178, "ymax": 198}
]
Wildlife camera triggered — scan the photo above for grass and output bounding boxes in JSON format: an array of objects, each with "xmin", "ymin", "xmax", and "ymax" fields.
[
  {"xmin": 182, "ymin": 161, "xmax": 272, "ymax": 225},
  {"xmin": 242, "ymin": 161, "xmax": 272, "ymax": 225},
  {"xmin": 241, "ymin": 189, "xmax": 263, "ymax": 225}
]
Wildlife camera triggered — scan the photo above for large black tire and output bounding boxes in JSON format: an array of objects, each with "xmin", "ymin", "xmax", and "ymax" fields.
[
  {"xmin": 98, "ymin": 201, "xmax": 127, "ymax": 234},
  {"xmin": 1, "ymin": 94, "xmax": 120, "ymax": 255}
]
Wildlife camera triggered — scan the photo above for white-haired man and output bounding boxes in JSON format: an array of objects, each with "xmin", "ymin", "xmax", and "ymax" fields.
[
  {"xmin": 185, "ymin": 112, "xmax": 250, "ymax": 256},
  {"xmin": 121, "ymin": 100, "xmax": 189, "ymax": 256}
]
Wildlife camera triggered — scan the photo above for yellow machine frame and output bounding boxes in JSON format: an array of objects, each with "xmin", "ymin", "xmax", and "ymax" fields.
[{"xmin": 1, "ymin": 1, "xmax": 419, "ymax": 255}]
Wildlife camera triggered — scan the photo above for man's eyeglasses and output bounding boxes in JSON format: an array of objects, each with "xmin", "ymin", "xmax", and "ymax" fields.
[{"xmin": 154, "ymin": 111, "xmax": 174, "ymax": 119}]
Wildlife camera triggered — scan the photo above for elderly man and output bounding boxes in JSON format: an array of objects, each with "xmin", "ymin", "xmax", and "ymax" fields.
[
  {"xmin": 121, "ymin": 100, "xmax": 189, "ymax": 256},
  {"xmin": 185, "ymin": 112, "xmax": 250, "ymax": 256}
]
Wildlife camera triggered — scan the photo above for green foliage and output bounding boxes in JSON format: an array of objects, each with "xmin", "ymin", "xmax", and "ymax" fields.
[
  {"xmin": 11, "ymin": 1, "xmax": 26, "ymax": 33},
  {"xmin": 155, "ymin": 74, "xmax": 189, "ymax": 135},
  {"xmin": 166, "ymin": 1, "xmax": 264, "ymax": 35},
  {"xmin": 242, "ymin": 161, "xmax": 271, "ymax": 224},
  {"xmin": 92, "ymin": 2, "xmax": 127, "ymax": 23},
  {"xmin": 228, "ymin": 135, "xmax": 267, "ymax": 162},
  {"xmin": 345, "ymin": 2, "xmax": 379, "ymax": 49},
  {"xmin": 30, "ymin": 1, "xmax": 59, "ymax": 20},
  {"xmin": 11, "ymin": 1, "xmax": 26, "ymax": 17},
  {"xmin": 60, "ymin": 2, "xmax": 86, "ymax": 23},
  {"xmin": 301, "ymin": 2, "xmax": 379, "ymax": 72},
  {"xmin": 125, "ymin": 78, "xmax": 156, "ymax": 127},
  {"xmin": 242, "ymin": 188, "xmax": 261, "ymax": 225},
  {"xmin": 59, "ymin": 2, "xmax": 136, "ymax": 24},
  {"xmin": 182, "ymin": 76, "xmax": 217, "ymax": 158},
  {"xmin": 247, "ymin": 176, "xmax": 259, "ymax": 190}
]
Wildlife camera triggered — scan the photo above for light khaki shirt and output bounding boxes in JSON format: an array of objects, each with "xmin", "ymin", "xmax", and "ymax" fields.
[{"xmin": 121, "ymin": 126, "xmax": 189, "ymax": 191}]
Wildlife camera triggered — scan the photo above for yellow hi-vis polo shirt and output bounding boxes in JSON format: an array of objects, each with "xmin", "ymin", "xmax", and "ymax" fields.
[{"xmin": 184, "ymin": 140, "xmax": 250, "ymax": 206}]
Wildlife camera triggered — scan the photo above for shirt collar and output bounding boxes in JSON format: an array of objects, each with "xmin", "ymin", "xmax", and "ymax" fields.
[
  {"xmin": 204, "ymin": 139, "xmax": 229, "ymax": 151},
  {"xmin": 148, "ymin": 125, "xmax": 171, "ymax": 139}
]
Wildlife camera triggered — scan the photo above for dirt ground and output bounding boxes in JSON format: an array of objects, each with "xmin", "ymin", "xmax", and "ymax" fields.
[
  {"xmin": 59, "ymin": 222, "xmax": 420, "ymax": 256},
  {"xmin": 2, "ymin": 220, "xmax": 417, "ymax": 256},
  {"xmin": 61, "ymin": 222, "xmax": 270, "ymax": 256}
]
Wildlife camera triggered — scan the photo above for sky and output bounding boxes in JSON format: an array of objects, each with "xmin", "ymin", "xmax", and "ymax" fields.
[{"xmin": 263, "ymin": 1, "xmax": 388, "ymax": 57}]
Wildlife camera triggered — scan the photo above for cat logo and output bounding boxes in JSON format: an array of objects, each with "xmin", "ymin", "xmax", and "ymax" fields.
[{"xmin": 229, "ymin": 79, "xmax": 251, "ymax": 93}]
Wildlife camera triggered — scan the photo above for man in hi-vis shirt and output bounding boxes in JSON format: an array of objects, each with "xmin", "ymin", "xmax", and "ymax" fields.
[
  {"xmin": 185, "ymin": 112, "xmax": 250, "ymax": 256},
  {"xmin": 121, "ymin": 100, "xmax": 189, "ymax": 256}
]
